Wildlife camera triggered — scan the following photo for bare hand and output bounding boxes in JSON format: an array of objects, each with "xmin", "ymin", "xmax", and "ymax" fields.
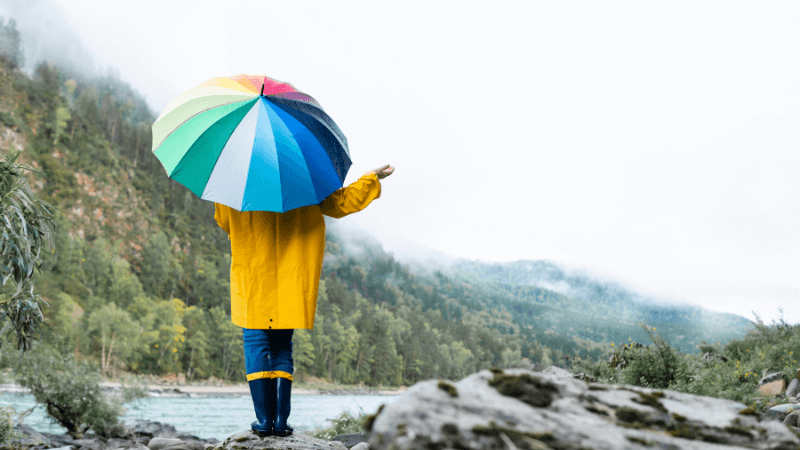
[{"xmin": 366, "ymin": 164, "xmax": 395, "ymax": 180}]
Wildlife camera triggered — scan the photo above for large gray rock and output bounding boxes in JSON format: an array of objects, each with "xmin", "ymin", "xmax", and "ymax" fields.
[
  {"xmin": 208, "ymin": 430, "xmax": 349, "ymax": 450},
  {"xmin": 367, "ymin": 368, "xmax": 800, "ymax": 449}
]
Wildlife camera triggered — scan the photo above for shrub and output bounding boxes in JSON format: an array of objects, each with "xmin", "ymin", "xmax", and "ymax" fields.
[
  {"xmin": 0, "ymin": 405, "xmax": 18, "ymax": 447},
  {"xmin": 14, "ymin": 344, "xmax": 124, "ymax": 438},
  {"xmin": 310, "ymin": 409, "xmax": 368, "ymax": 440}
]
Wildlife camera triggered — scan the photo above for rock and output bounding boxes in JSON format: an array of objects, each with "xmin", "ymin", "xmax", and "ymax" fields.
[
  {"xmin": 178, "ymin": 439, "xmax": 207, "ymax": 450},
  {"xmin": 350, "ymin": 444, "xmax": 370, "ymax": 450},
  {"xmin": 72, "ymin": 438, "xmax": 106, "ymax": 450},
  {"xmin": 106, "ymin": 437, "xmax": 131, "ymax": 449},
  {"xmin": 757, "ymin": 372, "xmax": 786, "ymax": 396},
  {"xmin": 787, "ymin": 378, "xmax": 800, "ymax": 398},
  {"xmin": 332, "ymin": 433, "xmax": 368, "ymax": 448},
  {"xmin": 129, "ymin": 419, "xmax": 180, "ymax": 439},
  {"xmin": 215, "ymin": 429, "xmax": 343, "ymax": 450},
  {"xmin": 765, "ymin": 403, "xmax": 797, "ymax": 421},
  {"xmin": 367, "ymin": 368, "xmax": 798, "ymax": 449},
  {"xmin": 50, "ymin": 446, "xmax": 75, "ymax": 450},
  {"xmin": 758, "ymin": 378, "xmax": 786, "ymax": 397},
  {"xmin": 148, "ymin": 437, "xmax": 185, "ymax": 450},
  {"xmin": 12, "ymin": 423, "xmax": 48, "ymax": 446},
  {"xmin": 329, "ymin": 441, "xmax": 347, "ymax": 450},
  {"xmin": 784, "ymin": 410, "xmax": 800, "ymax": 427}
]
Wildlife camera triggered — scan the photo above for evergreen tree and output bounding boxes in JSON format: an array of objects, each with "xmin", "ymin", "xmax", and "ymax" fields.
[{"xmin": 0, "ymin": 18, "xmax": 24, "ymax": 69}]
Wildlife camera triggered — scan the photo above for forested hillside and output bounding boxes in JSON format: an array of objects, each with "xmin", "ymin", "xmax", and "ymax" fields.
[
  {"xmin": 450, "ymin": 259, "xmax": 754, "ymax": 354},
  {"xmin": 0, "ymin": 18, "xmax": 753, "ymax": 388}
]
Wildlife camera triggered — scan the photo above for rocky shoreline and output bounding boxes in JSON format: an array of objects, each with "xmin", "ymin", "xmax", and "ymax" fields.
[
  {"xmin": 12, "ymin": 418, "xmax": 369, "ymax": 450},
  {"xmin": 8, "ymin": 366, "xmax": 800, "ymax": 449}
]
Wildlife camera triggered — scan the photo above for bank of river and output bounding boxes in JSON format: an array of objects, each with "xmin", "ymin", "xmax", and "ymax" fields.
[{"xmin": 0, "ymin": 390, "xmax": 400, "ymax": 442}]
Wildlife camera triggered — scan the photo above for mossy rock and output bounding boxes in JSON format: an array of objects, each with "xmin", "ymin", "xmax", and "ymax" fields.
[{"xmin": 487, "ymin": 373, "xmax": 559, "ymax": 408}]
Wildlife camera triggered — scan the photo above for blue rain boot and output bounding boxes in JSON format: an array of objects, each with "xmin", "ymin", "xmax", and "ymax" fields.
[
  {"xmin": 273, "ymin": 377, "xmax": 293, "ymax": 437},
  {"xmin": 248, "ymin": 378, "xmax": 273, "ymax": 437}
]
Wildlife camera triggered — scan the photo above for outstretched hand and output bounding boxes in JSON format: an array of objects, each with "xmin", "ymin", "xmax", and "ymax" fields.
[{"xmin": 366, "ymin": 164, "xmax": 395, "ymax": 180}]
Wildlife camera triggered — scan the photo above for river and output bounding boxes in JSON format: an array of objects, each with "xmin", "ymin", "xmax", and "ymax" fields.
[{"xmin": 0, "ymin": 392, "xmax": 399, "ymax": 441}]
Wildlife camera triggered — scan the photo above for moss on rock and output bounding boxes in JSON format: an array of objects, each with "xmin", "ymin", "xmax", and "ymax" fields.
[{"xmin": 487, "ymin": 373, "xmax": 559, "ymax": 408}]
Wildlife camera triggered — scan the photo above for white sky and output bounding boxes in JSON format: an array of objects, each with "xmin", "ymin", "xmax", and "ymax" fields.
[{"xmin": 18, "ymin": 1, "xmax": 800, "ymax": 324}]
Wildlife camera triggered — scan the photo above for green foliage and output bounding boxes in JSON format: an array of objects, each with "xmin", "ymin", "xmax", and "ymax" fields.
[
  {"xmin": 310, "ymin": 410, "xmax": 368, "ymax": 440},
  {"xmin": 14, "ymin": 344, "xmax": 124, "ymax": 438},
  {"xmin": 138, "ymin": 232, "xmax": 182, "ymax": 299},
  {"xmin": 0, "ymin": 151, "xmax": 56, "ymax": 351},
  {"xmin": 0, "ymin": 405, "xmax": 19, "ymax": 447},
  {"xmin": 618, "ymin": 325, "xmax": 689, "ymax": 389},
  {"xmin": 85, "ymin": 302, "xmax": 142, "ymax": 377},
  {"xmin": 569, "ymin": 314, "xmax": 800, "ymax": 407}
]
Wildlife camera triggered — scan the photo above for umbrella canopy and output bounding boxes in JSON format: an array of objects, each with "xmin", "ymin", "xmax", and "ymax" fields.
[{"xmin": 151, "ymin": 74, "xmax": 351, "ymax": 212}]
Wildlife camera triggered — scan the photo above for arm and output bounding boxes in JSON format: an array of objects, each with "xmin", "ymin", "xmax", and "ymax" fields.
[
  {"xmin": 214, "ymin": 203, "xmax": 231, "ymax": 235},
  {"xmin": 319, "ymin": 173, "xmax": 382, "ymax": 219}
]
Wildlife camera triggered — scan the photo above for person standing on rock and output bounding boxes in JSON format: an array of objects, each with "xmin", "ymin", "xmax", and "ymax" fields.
[{"xmin": 214, "ymin": 164, "xmax": 395, "ymax": 437}]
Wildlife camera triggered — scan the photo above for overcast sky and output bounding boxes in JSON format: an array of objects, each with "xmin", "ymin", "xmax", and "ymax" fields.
[{"xmin": 5, "ymin": 1, "xmax": 800, "ymax": 324}]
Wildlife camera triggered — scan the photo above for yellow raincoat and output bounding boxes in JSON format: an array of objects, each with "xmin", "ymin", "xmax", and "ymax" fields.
[{"xmin": 214, "ymin": 173, "xmax": 381, "ymax": 330}]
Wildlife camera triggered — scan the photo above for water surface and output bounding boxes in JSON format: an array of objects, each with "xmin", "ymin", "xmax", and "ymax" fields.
[{"xmin": 0, "ymin": 392, "xmax": 398, "ymax": 441}]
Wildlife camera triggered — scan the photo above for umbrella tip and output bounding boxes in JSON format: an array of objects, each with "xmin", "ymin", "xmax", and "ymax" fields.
[{"xmin": 260, "ymin": 83, "xmax": 265, "ymax": 97}]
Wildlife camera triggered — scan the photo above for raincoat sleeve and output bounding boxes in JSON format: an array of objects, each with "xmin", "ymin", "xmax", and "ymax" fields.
[
  {"xmin": 319, "ymin": 173, "xmax": 382, "ymax": 219},
  {"xmin": 214, "ymin": 203, "xmax": 231, "ymax": 235}
]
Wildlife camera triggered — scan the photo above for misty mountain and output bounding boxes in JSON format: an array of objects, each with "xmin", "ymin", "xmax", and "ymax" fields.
[
  {"xmin": 453, "ymin": 258, "xmax": 753, "ymax": 330},
  {"xmin": 326, "ymin": 222, "xmax": 754, "ymax": 355}
]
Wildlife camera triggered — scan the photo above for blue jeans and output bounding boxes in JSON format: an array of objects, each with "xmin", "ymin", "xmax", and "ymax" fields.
[{"xmin": 242, "ymin": 328, "xmax": 294, "ymax": 381}]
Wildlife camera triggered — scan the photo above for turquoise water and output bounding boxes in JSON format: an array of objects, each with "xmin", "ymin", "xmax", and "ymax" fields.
[{"xmin": 0, "ymin": 392, "xmax": 399, "ymax": 441}]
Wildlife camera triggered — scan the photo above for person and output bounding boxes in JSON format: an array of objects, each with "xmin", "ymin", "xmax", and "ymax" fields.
[{"xmin": 213, "ymin": 164, "xmax": 395, "ymax": 437}]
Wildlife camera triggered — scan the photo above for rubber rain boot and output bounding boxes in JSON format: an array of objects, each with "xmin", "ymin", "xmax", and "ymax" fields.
[
  {"xmin": 273, "ymin": 377, "xmax": 294, "ymax": 437},
  {"xmin": 248, "ymin": 378, "xmax": 273, "ymax": 436}
]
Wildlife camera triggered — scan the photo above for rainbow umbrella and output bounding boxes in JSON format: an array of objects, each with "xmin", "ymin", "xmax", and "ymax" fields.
[{"xmin": 151, "ymin": 74, "xmax": 351, "ymax": 212}]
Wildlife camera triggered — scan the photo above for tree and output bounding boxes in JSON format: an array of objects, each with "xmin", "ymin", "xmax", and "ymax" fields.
[
  {"xmin": 181, "ymin": 305, "xmax": 209, "ymax": 380},
  {"xmin": 138, "ymin": 231, "xmax": 182, "ymax": 299},
  {"xmin": 0, "ymin": 151, "xmax": 56, "ymax": 351},
  {"xmin": 85, "ymin": 303, "xmax": 142, "ymax": 377},
  {"xmin": 206, "ymin": 306, "xmax": 243, "ymax": 380},
  {"xmin": 0, "ymin": 18, "xmax": 24, "ymax": 69},
  {"xmin": 293, "ymin": 329, "xmax": 315, "ymax": 382},
  {"xmin": 106, "ymin": 257, "xmax": 145, "ymax": 310},
  {"xmin": 81, "ymin": 238, "xmax": 114, "ymax": 299},
  {"xmin": 41, "ymin": 293, "xmax": 82, "ymax": 354},
  {"xmin": 141, "ymin": 298, "xmax": 187, "ymax": 374}
]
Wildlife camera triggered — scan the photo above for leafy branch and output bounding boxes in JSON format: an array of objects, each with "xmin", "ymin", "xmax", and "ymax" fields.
[{"xmin": 0, "ymin": 150, "xmax": 55, "ymax": 351}]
